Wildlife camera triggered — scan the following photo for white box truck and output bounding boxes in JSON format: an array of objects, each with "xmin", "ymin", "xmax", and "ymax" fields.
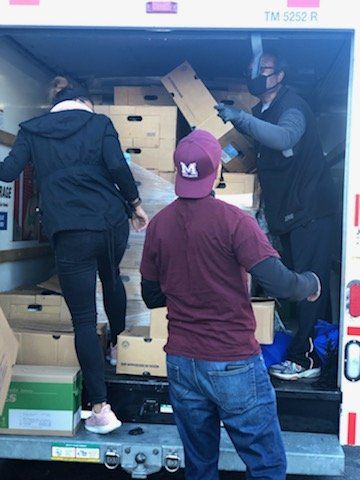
[{"xmin": 0, "ymin": 0, "xmax": 359, "ymax": 477}]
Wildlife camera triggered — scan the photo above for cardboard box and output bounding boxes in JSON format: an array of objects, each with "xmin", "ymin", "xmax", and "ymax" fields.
[
  {"xmin": 123, "ymin": 137, "xmax": 176, "ymax": 172},
  {"xmin": 109, "ymin": 105, "xmax": 177, "ymax": 142},
  {"xmin": 0, "ymin": 308, "xmax": 19, "ymax": 415},
  {"xmin": 222, "ymin": 172, "xmax": 257, "ymax": 187},
  {"xmin": 94, "ymin": 105, "xmax": 111, "ymax": 116},
  {"xmin": 252, "ymin": 299, "xmax": 275, "ymax": 345},
  {"xmin": 114, "ymin": 85, "xmax": 174, "ymax": 106},
  {"xmin": 215, "ymin": 173, "xmax": 259, "ymax": 209},
  {"xmin": 109, "ymin": 105, "xmax": 177, "ymax": 172},
  {"xmin": 15, "ymin": 330, "xmax": 78, "ymax": 367},
  {"xmin": 37, "ymin": 275, "xmax": 62, "ymax": 294},
  {"xmin": 13, "ymin": 323, "xmax": 107, "ymax": 367},
  {"xmin": 113, "ymin": 111, "xmax": 160, "ymax": 149},
  {"xmin": 117, "ymin": 326, "xmax": 167, "ymax": 377},
  {"xmin": 148, "ymin": 300, "xmax": 275, "ymax": 345},
  {"xmin": 161, "ymin": 62, "xmax": 255, "ymax": 172},
  {"xmin": 210, "ymin": 89, "xmax": 259, "ymax": 113},
  {"xmin": 0, "ymin": 365, "xmax": 81, "ymax": 436},
  {"xmin": 150, "ymin": 307, "xmax": 168, "ymax": 339},
  {"xmin": 0, "ymin": 288, "xmax": 71, "ymax": 327},
  {"xmin": 162, "ymin": 62, "xmax": 218, "ymax": 128}
]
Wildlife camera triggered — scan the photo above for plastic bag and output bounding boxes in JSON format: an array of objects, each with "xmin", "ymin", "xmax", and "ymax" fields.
[
  {"xmin": 261, "ymin": 331, "xmax": 292, "ymax": 368},
  {"xmin": 314, "ymin": 319, "xmax": 339, "ymax": 366}
]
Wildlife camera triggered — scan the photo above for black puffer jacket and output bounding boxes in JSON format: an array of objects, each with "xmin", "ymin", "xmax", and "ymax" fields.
[{"xmin": 0, "ymin": 110, "xmax": 139, "ymax": 238}]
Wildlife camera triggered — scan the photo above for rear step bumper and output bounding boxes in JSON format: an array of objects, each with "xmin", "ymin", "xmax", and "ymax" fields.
[
  {"xmin": 0, "ymin": 424, "xmax": 345, "ymax": 477},
  {"xmin": 102, "ymin": 369, "xmax": 342, "ymax": 434}
]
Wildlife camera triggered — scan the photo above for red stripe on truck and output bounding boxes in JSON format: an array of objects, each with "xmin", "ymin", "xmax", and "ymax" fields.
[
  {"xmin": 347, "ymin": 327, "xmax": 360, "ymax": 336},
  {"xmin": 355, "ymin": 194, "xmax": 360, "ymax": 227},
  {"xmin": 348, "ymin": 413, "xmax": 357, "ymax": 445}
]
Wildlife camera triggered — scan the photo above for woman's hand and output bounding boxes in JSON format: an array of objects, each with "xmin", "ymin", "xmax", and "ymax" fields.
[{"xmin": 131, "ymin": 205, "xmax": 149, "ymax": 232}]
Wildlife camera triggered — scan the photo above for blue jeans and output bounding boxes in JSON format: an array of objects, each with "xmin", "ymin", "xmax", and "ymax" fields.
[{"xmin": 167, "ymin": 354, "xmax": 286, "ymax": 480}]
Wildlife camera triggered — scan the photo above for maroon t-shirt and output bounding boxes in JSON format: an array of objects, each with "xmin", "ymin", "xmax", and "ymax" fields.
[{"xmin": 140, "ymin": 196, "xmax": 279, "ymax": 361}]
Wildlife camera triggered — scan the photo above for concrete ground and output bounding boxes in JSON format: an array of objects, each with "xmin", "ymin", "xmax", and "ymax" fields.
[{"xmin": 0, "ymin": 446, "xmax": 358, "ymax": 480}]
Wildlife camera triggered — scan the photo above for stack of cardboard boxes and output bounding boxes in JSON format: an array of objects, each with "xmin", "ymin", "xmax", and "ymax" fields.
[
  {"xmin": 116, "ymin": 300, "xmax": 275, "ymax": 378},
  {"xmin": 109, "ymin": 104, "xmax": 177, "ymax": 173},
  {"xmin": 0, "ymin": 306, "xmax": 82, "ymax": 437},
  {"xmin": 0, "ymin": 278, "xmax": 107, "ymax": 437},
  {"xmin": 95, "ymin": 61, "xmax": 260, "ymax": 204},
  {"xmin": 0, "ymin": 279, "xmax": 106, "ymax": 368},
  {"xmin": 118, "ymin": 163, "xmax": 177, "ymax": 325},
  {"xmin": 95, "ymin": 85, "xmax": 178, "ymax": 178}
]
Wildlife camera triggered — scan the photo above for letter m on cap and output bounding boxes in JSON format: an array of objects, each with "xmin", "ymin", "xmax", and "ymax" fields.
[{"xmin": 180, "ymin": 162, "xmax": 199, "ymax": 178}]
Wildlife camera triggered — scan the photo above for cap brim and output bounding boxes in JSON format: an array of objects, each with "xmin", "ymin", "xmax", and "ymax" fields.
[{"xmin": 175, "ymin": 171, "xmax": 217, "ymax": 199}]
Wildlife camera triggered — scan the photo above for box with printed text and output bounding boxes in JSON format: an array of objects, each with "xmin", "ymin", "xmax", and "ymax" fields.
[{"xmin": 0, "ymin": 365, "xmax": 82, "ymax": 436}]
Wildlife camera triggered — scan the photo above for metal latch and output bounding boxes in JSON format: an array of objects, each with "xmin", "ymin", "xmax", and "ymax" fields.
[
  {"xmin": 122, "ymin": 445, "xmax": 162, "ymax": 478},
  {"xmin": 104, "ymin": 449, "xmax": 120, "ymax": 470},
  {"xmin": 164, "ymin": 453, "xmax": 181, "ymax": 473}
]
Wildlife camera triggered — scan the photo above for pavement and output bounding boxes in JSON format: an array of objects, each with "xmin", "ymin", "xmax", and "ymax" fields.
[{"xmin": 0, "ymin": 445, "xmax": 359, "ymax": 479}]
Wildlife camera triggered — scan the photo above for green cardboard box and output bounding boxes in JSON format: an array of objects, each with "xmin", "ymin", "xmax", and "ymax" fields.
[{"xmin": 0, "ymin": 365, "xmax": 82, "ymax": 436}]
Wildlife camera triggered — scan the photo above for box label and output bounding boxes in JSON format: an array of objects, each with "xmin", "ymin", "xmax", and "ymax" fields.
[
  {"xmin": 52, "ymin": 442, "xmax": 100, "ymax": 463},
  {"xmin": 221, "ymin": 144, "xmax": 239, "ymax": 164},
  {"xmin": 9, "ymin": 409, "xmax": 73, "ymax": 431}
]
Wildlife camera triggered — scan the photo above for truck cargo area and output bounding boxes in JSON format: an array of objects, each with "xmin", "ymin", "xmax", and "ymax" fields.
[{"xmin": 0, "ymin": 26, "xmax": 351, "ymax": 476}]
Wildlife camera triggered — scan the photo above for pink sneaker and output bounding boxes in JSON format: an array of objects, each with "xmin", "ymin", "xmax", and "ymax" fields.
[{"xmin": 85, "ymin": 404, "xmax": 121, "ymax": 434}]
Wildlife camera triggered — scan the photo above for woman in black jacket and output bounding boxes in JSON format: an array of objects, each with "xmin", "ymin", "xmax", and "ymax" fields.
[{"xmin": 0, "ymin": 77, "xmax": 148, "ymax": 434}]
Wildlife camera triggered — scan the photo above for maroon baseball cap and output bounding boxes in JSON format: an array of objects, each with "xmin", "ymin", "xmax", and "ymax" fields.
[{"xmin": 174, "ymin": 129, "xmax": 222, "ymax": 199}]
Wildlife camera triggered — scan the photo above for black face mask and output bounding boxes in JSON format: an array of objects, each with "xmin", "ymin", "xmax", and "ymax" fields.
[{"xmin": 246, "ymin": 73, "xmax": 279, "ymax": 97}]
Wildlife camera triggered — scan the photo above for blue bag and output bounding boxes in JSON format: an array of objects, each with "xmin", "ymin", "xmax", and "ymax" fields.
[
  {"xmin": 261, "ymin": 332, "xmax": 292, "ymax": 368},
  {"xmin": 314, "ymin": 320, "xmax": 339, "ymax": 366}
]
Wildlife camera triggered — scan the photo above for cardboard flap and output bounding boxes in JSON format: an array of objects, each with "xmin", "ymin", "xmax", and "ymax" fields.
[
  {"xmin": 0, "ymin": 307, "xmax": 19, "ymax": 414},
  {"xmin": 37, "ymin": 275, "xmax": 62, "ymax": 294}
]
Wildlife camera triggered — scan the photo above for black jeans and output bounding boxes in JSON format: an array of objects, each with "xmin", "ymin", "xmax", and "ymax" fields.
[
  {"xmin": 279, "ymin": 215, "xmax": 335, "ymax": 369},
  {"xmin": 54, "ymin": 225, "xmax": 129, "ymax": 404}
]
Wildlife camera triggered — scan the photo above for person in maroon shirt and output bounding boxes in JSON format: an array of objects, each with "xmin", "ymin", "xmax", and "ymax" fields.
[{"xmin": 140, "ymin": 129, "xmax": 320, "ymax": 480}]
